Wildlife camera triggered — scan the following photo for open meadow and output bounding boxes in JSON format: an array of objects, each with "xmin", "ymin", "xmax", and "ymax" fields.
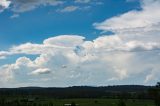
[{"xmin": 0, "ymin": 98, "xmax": 155, "ymax": 106}]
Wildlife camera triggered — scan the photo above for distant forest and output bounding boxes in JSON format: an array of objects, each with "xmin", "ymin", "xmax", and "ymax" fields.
[
  {"xmin": 0, "ymin": 82, "xmax": 160, "ymax": 106},
  {"xmin": 0, "ymin": 85, "xmax": 155, "ymax": 99}
]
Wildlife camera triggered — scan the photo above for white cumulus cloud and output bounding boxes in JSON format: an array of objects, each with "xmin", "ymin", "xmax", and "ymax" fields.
[
  {"xmin": 29, "ymin": 68, "xmax": 51, "ymax": 75},
  {"xmin": 0, "ymin": 33, "xmax": 159, "ymax": 87},
  {"xmin": 94, "ymin": 0, "xmax": 160, "ymax": 34},
  {"xmin": 93, "ymin": 0, "xmax": 160, "ymax": 84},
  {"xmin": 0, "ymin": 0, "xmax": 11, "ymax": 12}
]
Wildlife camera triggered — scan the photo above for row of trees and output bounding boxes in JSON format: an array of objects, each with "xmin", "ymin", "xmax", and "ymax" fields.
[
  {"xmin": 148, "ymin": 82, "xmax": 160, "ymax": 106},
  {"xmin": 0, "ymin": 82, "xmax": 159, "ymax": 106}
]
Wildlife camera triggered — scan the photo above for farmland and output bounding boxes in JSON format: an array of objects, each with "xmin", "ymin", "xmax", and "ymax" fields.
[
  {"xmin": 0, "ymin": 98, "xmax": 155, "ymax": 106},
  {"xmin": 0, "ymin": 85, "xmax": 159, "ymax": 106},
  {"xmin": 0, "ymin": 85, "xmax": 158, "ymax": 106}
]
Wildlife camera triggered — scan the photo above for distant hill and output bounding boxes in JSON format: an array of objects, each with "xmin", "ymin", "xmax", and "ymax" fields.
[{"xmin": 0, "ymin": 85, "xmax": 153, "ymax": 99}]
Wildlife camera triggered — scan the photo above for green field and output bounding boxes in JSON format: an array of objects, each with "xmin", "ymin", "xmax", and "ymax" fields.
[
  {"xmin": 4, "ymin": 98, "xmax": 154, "ymax": 106},
  {"xmin": 46, "ymin": 99, "xmax": 155, "ymax": 106},
  {"xmin": 0, "ymin": 97, "xmax": 156, "ymax": 106}
]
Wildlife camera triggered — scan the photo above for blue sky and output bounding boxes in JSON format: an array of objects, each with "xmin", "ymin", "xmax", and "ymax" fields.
[
  {"xmin": 0, "ymin": 0, "xmax": 140, "ymax": 49},
  {"xmin": 0, "ymin": 0, "xmax": 160, "ymax": 87}
]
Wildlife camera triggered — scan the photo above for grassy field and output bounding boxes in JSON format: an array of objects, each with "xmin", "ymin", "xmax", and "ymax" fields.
[
  {"xmin": 0, "ymin": 98, "xmax": 155, "ymax": 106},
  {"xmin": 33, "ymin": 98, "xmax": 155, "ymax": 106}
]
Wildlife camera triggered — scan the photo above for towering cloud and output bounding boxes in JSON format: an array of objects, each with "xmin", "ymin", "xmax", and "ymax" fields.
[
  {"xmin": 0, "ymin": 33, "xmax": 160, "ymax": 87},
  {"xmin": 93, "ymin": 0, "xmax": 160, "ymax": 84},
  {"xmin": 0, "ymin": 0, "xmax": 159, "ymax": 87}
]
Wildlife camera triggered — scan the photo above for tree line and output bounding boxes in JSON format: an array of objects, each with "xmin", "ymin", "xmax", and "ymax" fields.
[{"xmin": 0, "ymin": 82, "xmax": 159, "ymax": 106}]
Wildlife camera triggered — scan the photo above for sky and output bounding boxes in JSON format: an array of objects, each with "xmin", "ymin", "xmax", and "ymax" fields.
[{"xmin": 0, "ymin": 0, "xmax": 160, "ymax": 87}]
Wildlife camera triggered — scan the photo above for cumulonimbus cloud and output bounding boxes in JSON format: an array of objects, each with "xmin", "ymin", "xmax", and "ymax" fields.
[
  {"xmin": 0, "ymin": 33, "xmax": 160, "ymax": 87},
  {"xmin": 0, "ymin": 0, "xmax": 160, "ymax": 87},
  {"xmin": 93, "ymin": 0, "xmax": 160, "ymax": 84}
]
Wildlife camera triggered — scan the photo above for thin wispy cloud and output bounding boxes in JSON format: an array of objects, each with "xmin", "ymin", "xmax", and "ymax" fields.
[
  {"xmin": 0, "ymin": 0, "xmax": 100, "ymax": 14},
  {"xmin": 75, "ymin": 0, "xmax": 91, "ymax": 4},
  {"xmin": 57, "ymin": 6, "xmax": 79, "ymax": 13}
]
